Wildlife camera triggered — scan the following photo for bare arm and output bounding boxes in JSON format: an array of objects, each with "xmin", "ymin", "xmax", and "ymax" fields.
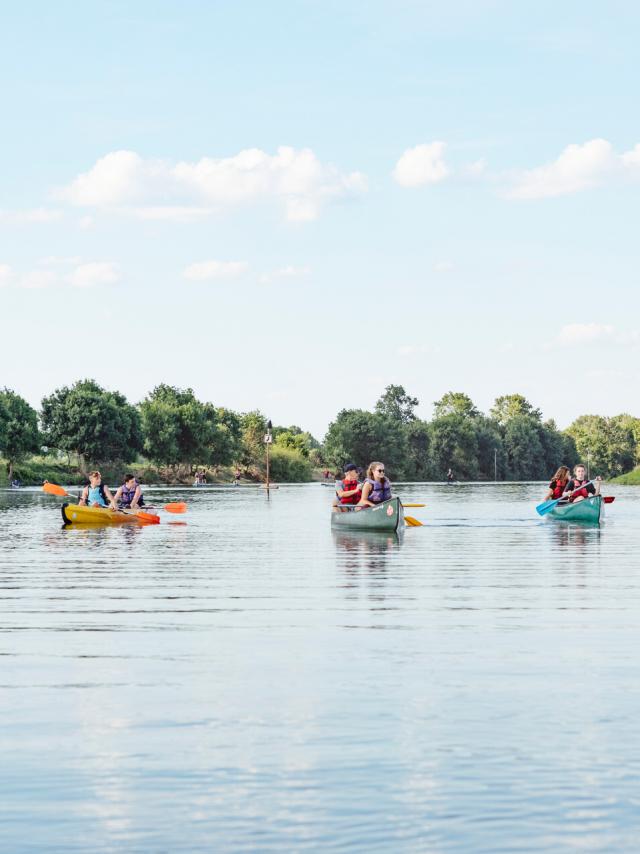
[
  {"xmin": 79, "ymin": 486, "xmax": 89, "ymax": 506},
  {"xmin": 358, "ymin": 482, "xmax": 374, "ymax": 506}
]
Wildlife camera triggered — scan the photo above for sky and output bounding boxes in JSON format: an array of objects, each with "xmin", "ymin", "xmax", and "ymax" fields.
[{"xmin": 1, "ymin": 0, "xmax": 639, "ymax": 439}]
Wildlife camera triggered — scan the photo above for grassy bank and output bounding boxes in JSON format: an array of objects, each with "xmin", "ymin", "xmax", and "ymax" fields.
[
  {"xmin": 610, "ymin": 467, "xmax": 640, "ymax": 485},
  {"xmin": 0, "ymin": 457, "xmax": 257, "ymax": 487}
]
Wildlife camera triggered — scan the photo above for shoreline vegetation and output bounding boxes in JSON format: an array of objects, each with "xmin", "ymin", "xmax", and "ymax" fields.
[{"xmin": 1, "ymin": 381, "xmax": 640, "ymax": 487}]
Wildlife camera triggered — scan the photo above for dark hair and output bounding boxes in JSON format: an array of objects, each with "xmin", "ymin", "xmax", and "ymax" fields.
[{"xmin": 124, "ymin": 473, "xmax": 135, "ymax": 482}]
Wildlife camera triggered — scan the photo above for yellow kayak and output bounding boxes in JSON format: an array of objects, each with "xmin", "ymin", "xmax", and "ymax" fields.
[{"xmin": 61, "ymin": 503, "xmax": 159, "ymax": 525}]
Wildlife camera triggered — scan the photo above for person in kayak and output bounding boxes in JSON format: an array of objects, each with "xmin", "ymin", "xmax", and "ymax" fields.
[
  {"xmin": 543, "ymin": 465, "xmax": 570, "ymax": 501},
  {"xmin": 112, "ymin": 474, "xmax": 145, "ymax": 510},
  {"xmin": 79, "ymin": 471, "xmax": 116, "ymax": 509},
  {"xmin": 563, "ymin": 464, "xmax": 601, "ymax": 503},
  {"xmin": 358, "ymin": 462, "xmax": 392, "ymax": 507},
  {"xmin": 334, "ymin": 463, "xmax": 361, "ymax": 509}
]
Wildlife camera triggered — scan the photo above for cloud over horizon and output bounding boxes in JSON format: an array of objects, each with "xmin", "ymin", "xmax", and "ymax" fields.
[{"xmin": 57, "ymin": 147, "xmax": 367, "ymax": 222}]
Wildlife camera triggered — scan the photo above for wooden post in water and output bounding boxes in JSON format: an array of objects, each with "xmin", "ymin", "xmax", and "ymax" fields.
[{"xmin": 264, "ymin": 419, "xmax": 273, "ymax": 496}]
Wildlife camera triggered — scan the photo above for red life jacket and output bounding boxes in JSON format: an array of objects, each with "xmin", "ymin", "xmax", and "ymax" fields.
[
  {"xmin": 568, "ymin": 479, "xmax": 590, "ymax": 501},
  {"xmin": 339, "ymin": 479, "xmax": 361, "ymax": 505},
  {"xmin": 549, "ymin": 479, "xmax": 565, "ymax": 499}
]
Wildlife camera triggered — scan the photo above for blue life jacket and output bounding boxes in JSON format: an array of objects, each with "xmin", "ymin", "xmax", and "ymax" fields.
[
  {"xmin": 87, "ymin": 483, "xmax": 108, "ymax": 507},
  {"xmin": 366, "ymin": 477, "xmax": 392, "ymax": 503}
]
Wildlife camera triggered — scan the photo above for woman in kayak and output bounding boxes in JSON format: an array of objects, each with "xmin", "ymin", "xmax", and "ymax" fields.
[
  {"xmin": 543, "ymin": 465, "xmax": 570, "ymax": 501},
  {"xmin": 113, "ymin": 474, "xmax": 145, "ymax": 510},
  {"xmin": 358, "ymin": 461, "xmax": 392, "ymax": 507},
  {"xmin": 79, "ymin": 471, "xmax": 116, "ymax": 509},
  {"xmin": 563, "ymin": 464, "xmax": 601, "ymax": 503}
]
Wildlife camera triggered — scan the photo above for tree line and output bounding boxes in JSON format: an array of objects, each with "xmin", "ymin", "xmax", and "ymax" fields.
[
  {"xmin": 1, "ymin": 380, "xmax": 639, "ymax": 483},
  {"xmin": 323, "ymin": 386, "xmax": 640, "ymax": 481}
]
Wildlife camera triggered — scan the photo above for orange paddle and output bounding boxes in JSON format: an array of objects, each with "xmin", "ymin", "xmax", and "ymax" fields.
[{"xmin": 43, "ymin": 482, "xmax": 186, "ymax": 514}]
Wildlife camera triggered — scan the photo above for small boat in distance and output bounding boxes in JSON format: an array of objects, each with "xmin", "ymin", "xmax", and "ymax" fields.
[
  {"xmin": 547, "ymin": 495, "xmax": 604, "ymax": 525},
  {"xmin": 330, "ymin": 496, "xmax": 404, "ymax": 533}
]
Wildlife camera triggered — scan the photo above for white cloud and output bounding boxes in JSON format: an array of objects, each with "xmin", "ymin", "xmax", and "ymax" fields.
[
  {"xmin": 507, "ymin": 138, "xmax": 640, "ymax": 199},
  {"xmin": 78, "ymin": 215, "xmax": 94, "ymax": 230},
  {"xmin": 0, "ymin": 264, "xmax": 12, "ymax": 285},
  {"xmin": 433, "ymin": 260, "xmax": 454, "ymax": 273},
  {"xmin": 19, "ymin": 270, "xmax": 58, "ymax": 289},
  {"xmin": 393, "ymin": 142, "xmax": 450, "ymax": 187},
  {"xmin": 67, "ymin": 262, "xmax": 120, "ymax": 288},
  {"xmin": 183, "ymin": 260, "xmax": 249, "ymax": 281},
  {"xmin": 56, "ymin": 147, "xmax": 367, "ymax": 222},
  {"xmin": 258, "ymin": 265, "xmax": 311, "ymax": 283},
  {"xmin": 555, "ymin": 323, "xmax": 615, "ymax": 346},
  {"xmin": 0, "ymin": 207, "xmax": 63, "ymax": 223}
]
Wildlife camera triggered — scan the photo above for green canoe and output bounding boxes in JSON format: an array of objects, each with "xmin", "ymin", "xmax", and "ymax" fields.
[
  {"xmin": 330, "ymin": 496, "xmax": 404, "ymax": 532},
  {"xmin": 547, "ymin": 495, "xmax": 604, "ymax": 524}
]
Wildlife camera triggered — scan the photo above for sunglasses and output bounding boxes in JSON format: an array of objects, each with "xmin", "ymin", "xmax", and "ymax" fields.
[{"xmin": 376, "ymin": 468, "xmax": 385, "ymax": 473}]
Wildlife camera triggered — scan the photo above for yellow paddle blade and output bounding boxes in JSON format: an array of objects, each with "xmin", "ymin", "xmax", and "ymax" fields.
[
  {"xmin": 404, "ymin": 515, "xmax": 423, "ymax": 527},
  {"xmin": 42, "ymin": 482, "xmax": 70, "ymax": 497},
  {"xmin": 164, "ymin": 502, "xmax": 187, "ymax": 514},
  {"xmin": 402, "ymin": 503, "xmax": 425, "ymax": 508}
]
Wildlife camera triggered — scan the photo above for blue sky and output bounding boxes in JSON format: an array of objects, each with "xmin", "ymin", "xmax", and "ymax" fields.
[{"xmin": 1, "ymin": 0, "xmax": 639, "ymax": 437}]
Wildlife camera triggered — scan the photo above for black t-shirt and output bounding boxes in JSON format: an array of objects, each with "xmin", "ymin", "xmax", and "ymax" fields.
[{"xmin": 566, "ymin": 479, "xmax": 595, "ymax": 495}]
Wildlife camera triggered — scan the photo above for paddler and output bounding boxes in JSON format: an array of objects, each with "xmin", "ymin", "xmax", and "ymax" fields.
[
  {"xmin": 112, "ymin": 474, "xmax": 145, "ymax": 510},
  {"xmin": 358, "ymin": 461, "xmax": 392, "ymax": 506},
  {"xmin": 79, "ymin": 471, "xmax": 117, "ymax": 509},
  {"xmin": 335, "ymin": 463, "xmax": 362, "ymax": 509},
  {"xmin": 563, "ymin": 464, "xmax": 601, "ymax": 503},
  {"xmin": 543, "ymin": 465, "xmax": 570, "ymax": 502}
]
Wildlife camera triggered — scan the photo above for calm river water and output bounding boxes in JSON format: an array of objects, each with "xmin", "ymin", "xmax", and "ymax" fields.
[{"xmin": 1, "ymin": 482, "xmax": 639, "ymax": 852}]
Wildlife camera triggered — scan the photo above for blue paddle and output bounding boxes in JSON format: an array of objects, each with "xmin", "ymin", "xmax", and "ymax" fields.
[{"xmin": 536, "ymin": 480, "xmax": 595, "ymax": 516}]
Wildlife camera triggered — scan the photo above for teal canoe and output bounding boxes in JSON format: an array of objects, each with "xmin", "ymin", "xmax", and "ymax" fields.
[
  {"xmin": 330, "ymin": 496, "xmax": 404, "ymax": 532},
  {"xmin": 547, "ymin": 495, "xmax": 604, "ymax": 524}
]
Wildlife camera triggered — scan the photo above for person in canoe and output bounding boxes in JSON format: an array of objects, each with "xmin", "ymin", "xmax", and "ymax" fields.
[
  {"xmin": 333, "ymin": 463, "xmax": 362, "ymax": 511},
  {"xmin": 543, "ymin": 465, "xmax": 570, "ymax": 501},
  {"xmin": 446, "ymin": 468, "xmax": 454, "ymax": 484},
  {"xmin": 563, "ymin": 464, "xmax": 601, "ymax": 503},
  {"xmin": 79, "ymin": 471, "xmax": 117, "ymax": 509},
  {"xmin": 112, "ymin": 474, "xmax": 145, "ymax": 510},
  {"xmin": 358, "ymin": 461, "xmax": 392, "ymax": 507}
]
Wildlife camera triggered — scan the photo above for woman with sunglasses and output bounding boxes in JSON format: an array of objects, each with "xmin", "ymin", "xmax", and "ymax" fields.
[{"xmin": 358, "ymin": 461, "xmax": 392, "ymax": 507}]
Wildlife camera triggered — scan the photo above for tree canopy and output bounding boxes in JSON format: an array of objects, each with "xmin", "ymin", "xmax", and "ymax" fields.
[{"xmin": 0, "ymin": 389, "xmax": 40, "ymax": 478}]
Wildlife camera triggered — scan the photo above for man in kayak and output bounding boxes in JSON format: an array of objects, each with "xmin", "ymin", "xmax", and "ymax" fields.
[
  {"xmin": 79, "ymin": 471, "xmax": 117, "ymax": 509},
  {"xmin": 333, "ymin": 463, "xmax": 362, "ymax": 510},
  {"xmin": 112, "ymin": 474, "xmax": 145, "ymax": 510},
  {"xmin": 563, "ymin": 464, "xmax": 601, "ymax": 503}
]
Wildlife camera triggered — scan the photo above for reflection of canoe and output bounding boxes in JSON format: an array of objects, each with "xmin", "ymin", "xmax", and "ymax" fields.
[
  {"xmin": 547, "ymin": 495, "xmax": 604, "ymax": 524},
  {"xmin": 61, "ymin": 503, "xmax": 159, "ymax": 525},
  {"xmin": 331, "ymin": 497, "xmax": 404, "ymax": 532}
]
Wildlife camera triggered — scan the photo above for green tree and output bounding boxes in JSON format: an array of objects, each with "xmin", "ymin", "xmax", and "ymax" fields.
[
  {"xmin": 268, "ymin": 446, "xmax": 313, "ymax": 482},
  {"xmin": 433, "ymin": 392, "xmax": 479, "ymax": 420},
  {"xmin": 0, "ymin": 389, "xmax": 40, "ymax": 480},
  {"xmin": 323, "ymin": 409, "xmax": 408, "ymax": 478},
  {"xmin": 566, "ymin": 414, "xmax": 637, "ymax": 478},
  {"xmin": 41, "ymin": 379, "xmax": 141, "ymax": 470},
  {"xmin": 214, "ymin": 408, "xmax": 243, "ymax": 468},
  {"xmin": 140, "ymin": 385, "xmax": 222, "ymax": 469},
  {"xmin": 239, "ymin": 411, "xmax": 268, "ymax": 469},
  {"xmin": 490, "ymin": 394, "xmax": 542, "ymax": 425},
  {"xmin": 473, "ymin": 416, "xmax": 506, "ymax": 480},
  {"xmin": 502, "ymin": 415, "xmax": 546, "ymax": 479},
  {"xmin": 375, "ymin": 384, "xmax": 419, "ymax": 424},
  {"xmin": 428, "ymin": 414, "xmax": 480, "ymax": 480},
  {"xmin": 405, "ymin": 420, "xmax": 431, "ymax": 480}
]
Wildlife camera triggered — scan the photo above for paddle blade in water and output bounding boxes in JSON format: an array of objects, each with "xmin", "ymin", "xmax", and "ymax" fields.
[
  {"xmin": 536, "ymin": 498, "xmax": 559, "ymax": 516},
  {"xmin": 164, "ymin": 502, "xmax": 187, "ymax": 514},
  {"xmin": 42, "ymin": 482, "xmax": 69, "ymax": 497},
  {"xmin": 136, "ymin": 510, "xmax": 161, "ymax": 524},
  {"xmin": 404, "ymin": 515, "xmax": 423, "ymax": 527},
  {"xmin": 604, "ymin": 496, "xmax": 615, "ymax": 504}
]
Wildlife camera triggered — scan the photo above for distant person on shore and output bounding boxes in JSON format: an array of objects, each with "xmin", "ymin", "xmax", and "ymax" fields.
[
  {"xmin": 334, "ymin": 463, "xmax": 361, "ymax": 510},
  {"xmin": 358, "ymin": 462, "xmax": 392, "ymax": 507},
  {"xmin": 195, "ymin": 470, "xmax": 206, "ymax": 485},
  {"xmin": 543, "ymin": 465, "xmax": 570, "ymax": 501},
  {"xmin": 446, "ymin": 468, "xmax": 454, "ymax": 483},
  {"xmin": 563, "ymin": 464, "xmax": 601, "ymax": 503},
  {"xmin": 113, "ymin": 474, "xmax": 144, "ymax": 510},
  {"xmin": 79, "ymin": 471, "xmax": 116, "ymax": 509},
  {"xmin": 234, "ymin": 468, "xmax": 241, "ymax": 485}
]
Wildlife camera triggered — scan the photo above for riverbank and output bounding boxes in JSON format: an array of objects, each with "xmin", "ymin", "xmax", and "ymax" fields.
[
  {"xmin": 610, "ymin": 467, "xmax": 640, "ymax": 485},
  {"xmin": 0, "ymin": 457, "xmax": 265, "ymax": 488}
]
